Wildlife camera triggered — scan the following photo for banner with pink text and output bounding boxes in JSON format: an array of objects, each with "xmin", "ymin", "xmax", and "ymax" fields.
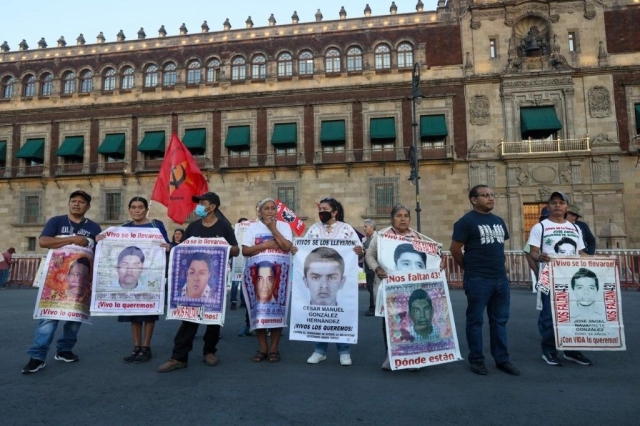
[
  {"xmin": 91, "ymin": 227, "xmax": 166, "ymax": 316},
  {"xmin": 549, "ymin": 256, "xmax": 626, "ymax": 351},
  {"xmin": 167, "ymin": 237, "xmax": 230, "ymax": 325},
  {"xmin": 33, "ymin": 244, "xmax": 94, "ymax": 324}
]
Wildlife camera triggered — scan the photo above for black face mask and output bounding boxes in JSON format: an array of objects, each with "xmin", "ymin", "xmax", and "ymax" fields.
[{"xmin": 319, "ymin": 211, "xmax": 332, "ymax": 223}]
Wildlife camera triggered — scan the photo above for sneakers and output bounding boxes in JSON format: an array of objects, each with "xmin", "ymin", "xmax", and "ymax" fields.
[
  {"xmin": 157, "ymin": 359, "xmax": 188, "ymax": 373},
  {"xmin": 123, "ymin": 346, "xmax": 141, "ymax": 363},
  {"xmin": 564, "ymin": 352, "xmax": 593, "ymax": 366},
  {"xmin": 204, "ymin": 353, "xmax": 219, "ymax": 366},
  {"xmin": 339, "ymin": 354, "xmax": 352, "ymax": 366},
  {"xmin": 133, "ymin": 347, "xmax": 152, "ymax": 364},
  {"xmin": 307, "ymin": 352, "xmax": 327, "ymax": 364},
  {"xmin": 542, "ymin": 353, "xmax": 564, "ymax": 366},
  {"xmin": 22, "ymin": 358, "xmax": 46, "ymax": 374},
  {"xmin": 230, "ymin": 302, "xmax": 237, "ymax": 310},
  {"xmin": 496, "ymin": 361, "xmax": 520, "ymax": 376},
  {"xmin": 470, "ymin": 362, "xmax": 488, "ymax": 375},
  {"xmin": 54, "ymin": 351, "xmax": 79, "ymax": 363}
]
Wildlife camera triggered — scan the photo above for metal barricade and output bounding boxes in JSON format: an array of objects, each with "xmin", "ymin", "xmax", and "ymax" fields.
[{"xmin": 7, "ymin": 255, "xmax": 44, "ymax": 288}]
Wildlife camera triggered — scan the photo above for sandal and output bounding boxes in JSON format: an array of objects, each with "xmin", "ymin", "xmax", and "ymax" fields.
[
  {"xmin": 133, "ymin": 347, "xmax": 152, "ymax": 364},
  {"xmin": 252, "ymin": 351, "xmax": 268, "ymax": 362},
  {"xmin": 123, "ymin": 346, "xmax": 141, "ymax": 363},
  {"xmin": 268, "ymin": 352, "xmax": 281, "ymax": 363}
]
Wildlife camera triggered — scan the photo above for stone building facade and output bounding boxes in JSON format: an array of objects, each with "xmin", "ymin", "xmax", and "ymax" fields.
[{"xmin": 0, "ymin": 0, "xmax": 638, "ymax": 254}]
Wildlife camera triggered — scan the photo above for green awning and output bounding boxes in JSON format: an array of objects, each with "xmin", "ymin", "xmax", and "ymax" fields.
[
  {"xmin": 370, "ymin": 117, "xmax": 396, "ymax": 141},
  {"xmin": 420, "ymin": 115, "xmax": 448, "ymax": 139},
  {"xmin": 183, "ymin": 128, "xmax": 206, "ymax": 150},
  {"xmin": 0, "ymin": 140, "xmax": 6, "ymax": 162},
  {"xmin": 98, "ymin": 133, "xmax": 125, "ymax": 156},
  {"xmin": 635, "ymin": 104, "xmax": 640, "ymax": 132},
  {"xmin": 224, "ymin": 125, "xmax": 250, "ymax": 149},
  {"xmin": 320, "ymin": 120, "xmax": 346, "ymax": 145},
  {"xmin": 520, "ymin": 107, "xmax": 562, "ymax": 138},
  {"xmin": 271, "ymin": 123, "xmax": 297, "ymax": 147},
  {"xmin": 15, "ymin": 138, "xmax": 44, "ymax": 160},
  {"xmin": 56, "ymin": 136, "xmax": 84, "ymax": 157},
  {"xmin": 137, "ymin": 131, "xmax": 165, "ymax": 153}
]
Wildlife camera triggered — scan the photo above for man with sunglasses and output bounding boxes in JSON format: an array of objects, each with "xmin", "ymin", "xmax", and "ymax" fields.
[{"xmin": 450, "ymin": 185, "xmax": 519, "ymax": 376}]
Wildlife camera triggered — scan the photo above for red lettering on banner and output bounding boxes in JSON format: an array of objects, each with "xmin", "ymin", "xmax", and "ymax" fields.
[
  {"xmin": 428, "ymin": 353, "xmax": 455, "ymax": 363},
  {"xmin": 555, "ymin": 292, "xmax": 569, "ymax": 323},
  {"xmin": 387, "ymin": 275, "xmax": 405, "ymax": 283},
  {"xmin": 604, "ymin": 291, "xmax": 618, "ymax": 321},
  {"xmin": 394, "ymin": 356, "xmax": 427, "ymax": 367}
]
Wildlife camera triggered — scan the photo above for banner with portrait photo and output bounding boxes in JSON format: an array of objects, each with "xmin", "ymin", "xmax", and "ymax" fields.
[
  {"xmin": 549, "ymin": 256, "xmax": 625, "ymax": 351},
  {"xmin": 167, "ymin": 237, "xmax": 230, "ymax": 325},
  {"xmin": 231, "ymin": 221, "xmax": 253, "ymax": 282},
  {"xmin": 384, "ymin": 270, "xmax": 462, "ymax": 370},
  {"xmin": 375, "ymin": 233, "xmax": 443, "ymax": 317},
  {"xmin": 243, "ymin": 249, "xmax": 291, "ymax": 331},
  {"xmin": 289, "ymin": 239, "xmax": 359, "ymax": 344},
  {"xmin": 33, "ymin": 244, "xmax": 94, "ymax": 324},
  {"xmin": 91, "ymin": 227, "xmax": 166, "ymax": 316}
]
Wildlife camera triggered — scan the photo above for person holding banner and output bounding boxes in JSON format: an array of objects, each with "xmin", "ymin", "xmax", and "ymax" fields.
[
  {"xmin": 301, "ymin": 197, "xmax": 362, "ymax": 366},
  {"xmin": 242, "ymin": 198, "xmax": 292, "ymax": 363},
  {"xmin": 22, "ymin": 190, "xmax": 101, "ymax": 374},
  {"xmin": 158, "ymin": 192, "xmax": 239, "ymax": 373},
  {"xmin": 95, "ymin": 196, "xmax": 170, "ymax": 364}
]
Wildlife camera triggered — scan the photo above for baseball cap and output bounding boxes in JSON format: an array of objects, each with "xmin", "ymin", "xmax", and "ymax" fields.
[
  {"xmin": 568, "ymin": 204, "xmax": 582, "ymax": 217},
  {"xmin": 548, "ymin": 191, "xmax": 569, "ymax": 203},
  {"xmin": 69, "ymin": 190, "xmax": 92, "ymax": 204},
  {"xmin": 192, "ymin": 192, "xmax": 221, "ymax": 206}
]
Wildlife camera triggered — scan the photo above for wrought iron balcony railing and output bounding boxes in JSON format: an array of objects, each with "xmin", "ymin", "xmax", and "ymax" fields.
[{"xmin": 500, "ymin": 137, "xmax": 590, "ymax": 156}]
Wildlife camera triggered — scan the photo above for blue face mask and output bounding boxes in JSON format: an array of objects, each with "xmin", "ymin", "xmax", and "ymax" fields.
[{"xmin": 194, "ymin": 205, "xmax": 208, "ymax": 218}]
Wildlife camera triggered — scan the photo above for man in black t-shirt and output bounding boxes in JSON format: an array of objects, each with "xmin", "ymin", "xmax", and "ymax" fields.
[{"xmin": 158, "ymin": 192, "xmax": 239, "ymax": 373}]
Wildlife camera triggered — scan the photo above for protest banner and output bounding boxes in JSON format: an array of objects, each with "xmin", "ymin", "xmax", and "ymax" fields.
[
  {"xmin": 289, "ymin": 239, "xmax": 359, "ymax": 344},
  {"xmin": 276, "ymin": 199, "xmax": 305, "ymax": 236},
  {"xmin": 91, "ymin": 227, "xmax": 166, "ymax": 316},
  {"xmin": 167, "ymin": 237, "xmax": 230, "ymax": 325},
  {"xmin": 243, "ymin": 248, "xmax": 291, "ymax": 331},
  {"xmin": 384, "ymin": 270, "xmax": 462, "ymax": 370},
  {"xmin": 231, "ymin": 220, "xmax": 253, "ymax": 282},
  {"xmin": 33, "ymin": 243, "xmax": 94, "ymax": 324},
  {"xmin": 549, "ymin": 256, "xmax": 625, "ymax": 350}
]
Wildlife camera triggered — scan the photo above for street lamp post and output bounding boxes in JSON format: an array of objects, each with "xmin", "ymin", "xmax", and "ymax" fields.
[{"xmin": 410, "ymin": 62, "xmax": 424, "ymax": 232}]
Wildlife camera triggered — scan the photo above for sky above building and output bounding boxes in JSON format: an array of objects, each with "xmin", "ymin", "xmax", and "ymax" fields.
[{"xmin": 1, "ymin": 1, "xmax": 441, "ymax": 50}]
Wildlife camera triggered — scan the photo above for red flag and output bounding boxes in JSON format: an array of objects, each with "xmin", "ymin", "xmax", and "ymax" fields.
[
  {"xmin": 276, "ymin": 199, "xmax": 306, "ymax": 236},
  {"xmin": 151, "ymin": 133, "xmax": 208, "ymax": 224}
]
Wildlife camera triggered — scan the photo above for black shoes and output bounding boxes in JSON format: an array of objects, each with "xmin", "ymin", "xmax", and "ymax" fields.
[
  {"xmin": 496, "ymin": 361, "xmax": 520, "ymax": 376},
  {"xmin": 470, "ymin": 362, "xmax": 488, "ymax": 375}
]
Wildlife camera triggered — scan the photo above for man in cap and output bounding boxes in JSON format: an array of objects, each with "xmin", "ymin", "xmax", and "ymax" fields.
[
  {"xmin": 567, "ymin": 205, "xmax": 596, "ymax": 255},
  {"xmin": 22, "ymin": 190, "xmax": 101, "ymax": 374},
  {"xmin": 527, "ymin": 191, "xmax": 593, "ymax": 367}
]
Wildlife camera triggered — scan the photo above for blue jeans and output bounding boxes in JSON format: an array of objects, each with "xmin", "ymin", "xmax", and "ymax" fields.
[
  {"xmin": 538, "ymin": 292, "xmax": 581, "ymax": 357},
  {"xmin": 0, "ymin": 269, "xmax": 9, "ymax": 288},
  {"xmin": 27, "ymin": 319, "xmax": 82, "ymax": 361},
  {"xmin": 230, "ymin": 281, "xmax": 240, "ymax": 303},
  {"xmin": 314, "ymin": 342, "xmax": 350, "ymax": 356},
  {"xmin": 464, "ymin": 276, "xmax": 510, "ymax": 364}
]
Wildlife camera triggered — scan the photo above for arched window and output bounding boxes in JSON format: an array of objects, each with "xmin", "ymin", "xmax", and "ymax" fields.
[
  {"xmin": 80, "ymin": 70, "xmax": 93, "ymax": 93},
  {"xmin": 23, "ymin": 75, "xmax": 36, "ymax": 97},
  {"xmin": 103, "ymin": 68, "xmax": 116, "ymax": 91},
  {"xmin": 0, "ymin": 76, "xmax": 14, "ymax": 99},
  {"xmin": 231, "ymin": 57, "xmax": 246, "ymax": 81},
  {"xmin": 325, "ymin": 48, "xmax": 341, "ymax": 73},
  {"xmin": 63, "ymin": 71, "xmax": 76, "ymax": 94},
  {"xmin": 206, "ymin": 59, "xmax": 221, "ymax": 82},
  {"xmin": 397, "ymin": 42, "xmax": 414, "ymax": 68},
  {"xmin": 163, "ymin": 62, "xmax": 177, "ymax": 87},
  {"xmin": 299, "ymin": 51, "xmax": 314, "ymax": 75},
  {"xmin": 40, "ymin": 73, "xmax": 53, "ymax": 96},
  {"xmin": 347, "ymin": 47, "xmax": 363, "ymax": 72},
  {"xmin": 277, "ymin": 52, "xmax": 292, "ymax": 77},
  {"xmin": 252, "ymin": 54, "xmax": 266, "ymax": 79},
  {"xmin": 144, "ymin": 65, "xmax": 158, "ymax": 87},
  {"xmin": 186, "ymin": 60, "xmax": 201, "ymax": 85},
  {"xmin": 374, "ymin": 44, "xmax": 391, "ymax": 70},
  {"xmin": 121, "ymin": 67, "xmax": 134, "ymax": 90}
]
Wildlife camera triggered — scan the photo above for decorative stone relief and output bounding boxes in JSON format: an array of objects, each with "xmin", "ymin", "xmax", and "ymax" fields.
[
  {"xmin": 591, "ymin": 157, "xmax": 608, "ymax": 183},
  {"xmin": 469, "ymin": 95, "xmax": 491, "ymax": 126},
  {"xmin": 610, "ymin": 156, "xmax": 620, "ymax": 183},
  {"xmin": 558, "ymin": 163, "xmax": 572, "ymax": 184},
  {"xmin": 588, "ymin": 86, "xmax": 611, "ymax": 118},
  {"xmin": 502, "ymin": 77, "xmax": 572, "ymax": 88},
  {"xmin": 584, "ymin": 2, "xmax": 596, "ymax": 20},
  {"xmin": 486, "ymin": 163, "xmax": 496, "ymax": 188},
  {"xmin": 469, "ymin": 140, "xmax": 494, "ymax": 153},
  {"xmin": 507, "ymin": 165, "xmax": 529, "ymax": 186},
  {"xmin": 591, "ymin": 133, "xmax": 617, "ymax": 146},
  {"xmin": 470, "ymin": 18, "xmax": 481, "ymax": 30},
  {"xmin": 469, "ymin": 162, "xmax": 496, "ymax": 189},
  {"xmin": 570, "ymin": 161, "xmax": 582, "ymax": 184},
  {"xmin": 531, "ymin": 165, "xmax": 556, "ymax": 184},
  {"xmin": 539, "ymin": 186, "xmax": 552, "ymax": 202}
]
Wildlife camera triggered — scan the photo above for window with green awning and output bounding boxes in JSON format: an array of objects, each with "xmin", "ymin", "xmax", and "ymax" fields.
[
  {"xmin": 98, "ymin": 133, "xmax": 126, "ymax": 157},
  {"xmin": 183, "ymin": 128, "xmax": 206, "ymax": 150},
  {"xmin": 16, "ymin": 138, "xmax": 45, "ymax": 160},
  {"xmin": 271, "ymin": 123, "xmax": 297, "ymax": 147},
  {"xmin": 320, "ymin": 120, "xmax": 346, "ymax": 145},
  {"xmin": 520, "ymin": 107, "xmax": 562, "ymax": 139},
  {"xmin": 56, "ymin": 136, "xmax": 84, "ymax": 158},
  {"xmin": 225, "ymin": 125, "xmax": 250, "ymax": 150},
  {"xmin": 0, "ymin": 140, "xmax": 6, "ymax": 163},
  {"xmin": 370, "ymin": 117, "xmax": 396, "ymax": 143},
  {"xmin": 635, "ymin": 104, "xmax": 640, "ymax": 132},
  {"xmin": 137, "ymin": 131, "xmax": 165, "ymax": 153},
  {"xmin": 420, "ymin": 115, "xmax": 448, "ymax": 140}
]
